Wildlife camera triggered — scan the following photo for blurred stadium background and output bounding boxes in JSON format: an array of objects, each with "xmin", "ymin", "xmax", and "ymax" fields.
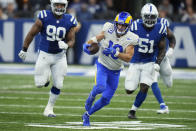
[{"xmin": 0, "ymin": 0, "xmax": 196, "ymax": 130}]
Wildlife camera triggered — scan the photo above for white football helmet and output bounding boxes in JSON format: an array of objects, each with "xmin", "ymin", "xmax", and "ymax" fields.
[
  {"xmin": 51, "ymin": 0, "xmax": 68, "ymax": 16},
  {"xmin": 141, "ymin": 3, "xmax": 158, "ymax": 28}
]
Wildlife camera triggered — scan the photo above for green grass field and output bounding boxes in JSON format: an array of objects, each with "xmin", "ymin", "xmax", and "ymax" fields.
[{"xmin": 0, "ymin": 74, "xmax": 196, "ymax": 131}]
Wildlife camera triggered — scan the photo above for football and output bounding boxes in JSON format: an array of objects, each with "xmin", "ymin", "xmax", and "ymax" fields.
[{"xmin": 88, "ymin": 43, "xmax": 99, "ymax": 55}]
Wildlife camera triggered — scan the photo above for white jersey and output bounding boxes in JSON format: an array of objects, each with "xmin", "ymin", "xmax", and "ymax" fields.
[{"xmin": 98, "ymin": 22, "xmax": 139, "ymax": 70}]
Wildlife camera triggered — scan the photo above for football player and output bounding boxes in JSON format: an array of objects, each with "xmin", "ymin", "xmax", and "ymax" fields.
[
  {"xmin": 18, "ymin": 0, "xmax": 77, "ymax": 117},
  {"xmin": 125, "ymin": 3, "xmax": 167, "ymax": 119},
  {"xmin": 136, "ymin": 4, "xmax": 176, "ymax": 114},
  {"xmin": 82, "ymin": 12, "xmax": 139, "ymax": 126}
]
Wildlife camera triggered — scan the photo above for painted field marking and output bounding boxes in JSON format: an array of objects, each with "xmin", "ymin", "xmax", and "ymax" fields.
[
  {"xmin": 0, "ymin": 111, "xmax": 196, "ymax": 121},
  {"xmin": 1, "ymin": 96, "xmax": 196, "ymax": 105},
  {"xmin": 25, "ymin": 121, "xmax": 187, "ymax": 130},
  {"xmin": 0, "ymin": 90, "xmax": 196, "ymax": 99},
  {"xmin": 0, "ymin": 104, "xmax": 196, "ymax": 113}
]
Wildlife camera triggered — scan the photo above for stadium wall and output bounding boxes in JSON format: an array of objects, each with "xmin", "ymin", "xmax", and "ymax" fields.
[{"xmin": 0, "ymin": 19, "xmax": 196, "ymax": 67}]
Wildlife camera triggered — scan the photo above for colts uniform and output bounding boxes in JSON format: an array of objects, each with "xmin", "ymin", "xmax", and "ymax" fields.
[
  {"xmin": 125, "ymin": 20, "xmax": 167, "ymax": 91},
  {"xmin": 96, "ymin": 22, "xmax": 138, "ymax": 101},
  {"xmin": 35, "ymin": 10, "xmax": 77, "ymax": 88},
  {"xmin": 157, "ymin": 18, "xmax": 173, "ymax": 87},
  {"xmin": 137, "ymin": 18, "xmax": 172, "ymax": 87}
]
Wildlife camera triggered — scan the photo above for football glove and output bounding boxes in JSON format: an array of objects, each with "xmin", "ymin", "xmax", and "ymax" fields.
[
  {"xmin": 58, "ymin": 41, "xmax": 68, "ymax": 50},
  {"xmin": 18, "ymin": 50, "xmax": 27, "ymax": 61},
  {"xmin": 83, "ymin": 43, "xmax": 91, "ymax": 55},
  {"xmin": 166, "ymin": 48, "xmax": 174, "ymax": 59},
  {"xmin": 103, "ymin": 47, "xmax": 119, "ymax": 57},
  {"xmin": 154, "ymin": 63, "xmax": 160, "ymax": 72}
]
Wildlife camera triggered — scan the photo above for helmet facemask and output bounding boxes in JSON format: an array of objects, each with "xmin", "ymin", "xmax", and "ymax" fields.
[
  {"xmin": 142, "ymin": 14, "xmax": 158, "ymax": 28},
  {"xmin": 115, "ymin": 22, "xmax": 129, "ymax": 36}
]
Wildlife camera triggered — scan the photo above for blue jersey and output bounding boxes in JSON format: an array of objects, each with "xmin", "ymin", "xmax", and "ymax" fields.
[
  {"xmin": 130, "ymin": 20, "xmax": 167, "ymax": 63},
  {"xmin": 37, "ymin": 10, "xmax": 77, "ymax": 54}
]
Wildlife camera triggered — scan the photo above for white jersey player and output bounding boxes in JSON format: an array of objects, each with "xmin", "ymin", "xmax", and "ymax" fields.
[{"xmin": 82, "ymin": 12, "xmax": 139, "ymax": 126}]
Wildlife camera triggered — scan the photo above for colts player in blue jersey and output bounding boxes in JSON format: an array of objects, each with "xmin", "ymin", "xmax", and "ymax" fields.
[
  {"xmin": 125, "ymin": 3, "xmax": 167, "ymax": 119},
  {"xmin": 82, "ymin": 12, "xmax": 139, "ymax": 126},
  {"xmin": 18, "ymin": 0, "xmax": 77, "ymax": 117},
  {"xmin": 136, "ymin": 4, "xmax": 176, "ymax": 114}
]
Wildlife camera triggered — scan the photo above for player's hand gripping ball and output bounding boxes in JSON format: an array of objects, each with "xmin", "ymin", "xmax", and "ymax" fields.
[{"xmin": 83, "ymin": 43, "xmax": 99, "ymax": 55}]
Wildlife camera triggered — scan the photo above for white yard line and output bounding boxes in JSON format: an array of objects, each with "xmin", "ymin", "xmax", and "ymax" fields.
[
  {"xmin": 0, "ymin": 90, "xmax": 196, "ymax": 99},
  {"xmin": 1, "ymin": 64, "xmax": 196, "ymax": 79},
  {"xmin": 0, "ymin": 104, "xmax": 196, "ymax": 113},
  {"xmin": 0, "ymin": 111, "xmax": 195, "ymax": 121},
  {"xmin": 0, "ymin": 96, "xmax": 196, "ymax": 105}
]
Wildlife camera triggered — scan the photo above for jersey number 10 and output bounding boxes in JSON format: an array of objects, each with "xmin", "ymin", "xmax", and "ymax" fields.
[
  {"xmin": 46, "ymin": 25, "xmax": 66, "ymax": 41},
  {"xmin": 107, "ymin": 40, "xmax": 123, "ymax": 59}
]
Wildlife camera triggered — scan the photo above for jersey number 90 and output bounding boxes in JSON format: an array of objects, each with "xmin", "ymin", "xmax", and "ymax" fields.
[{"xmin": 46, "ymin": 25, "xmax": 66, "ymax": 41}]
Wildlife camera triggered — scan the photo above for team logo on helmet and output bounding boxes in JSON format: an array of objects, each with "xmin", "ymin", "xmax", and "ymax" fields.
[{"xmin": 114, "ymin": 12, "xmax": 132, "ymax": 36}]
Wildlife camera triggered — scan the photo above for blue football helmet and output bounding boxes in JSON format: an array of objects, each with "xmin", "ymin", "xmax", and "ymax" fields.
[{"xmin": 114, "ymin": 12, "xmax": 133, "ymax": 36}]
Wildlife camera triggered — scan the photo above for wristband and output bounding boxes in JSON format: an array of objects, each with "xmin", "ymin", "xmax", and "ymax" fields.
[{"xmin": 22, "ymin": 47, "xmax": 28, "ymax": 52}]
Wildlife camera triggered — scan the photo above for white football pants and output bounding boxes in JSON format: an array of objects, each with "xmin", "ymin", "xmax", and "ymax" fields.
[
  {"xmin": 153, "ymin": 56, "xmax": 173, "ymax": 88},
  {"xmin": 125, "ymin": 62, "xmax": 155, "ymax": 91},
  {"xmin": 34, "ymin": 51, "xmax": 67, "ymax": 89}
]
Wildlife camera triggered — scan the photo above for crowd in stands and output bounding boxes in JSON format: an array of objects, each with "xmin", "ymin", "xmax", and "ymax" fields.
[{"xmin": 0, "ymin": 0, "xmax": 196, "ymax": 24}]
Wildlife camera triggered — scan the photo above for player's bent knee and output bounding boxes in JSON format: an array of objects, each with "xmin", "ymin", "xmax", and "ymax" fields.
[
  {"xmin": 35, "ymin": 78, "xmax": 48, "ymax": 88},
  {"xmin": 140, "ymin": 83, "xmax": 149, "ymax": 93},
  {"xmin": 125, "ymin": 89, "xmax": 134, "ymax": 94},
  {"xmin": 51, "ymin": 86, "xmax": 61, "ymax": 95},
  {"xmin": 94, "ymin": 85, "xmax": 106, "ymax": 94},
  {"xmin": 101, "ymin": 97, "xmax": 110, "ymax": 106}
]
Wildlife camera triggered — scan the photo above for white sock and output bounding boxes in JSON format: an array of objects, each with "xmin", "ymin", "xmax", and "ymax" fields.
[
  {"xmin": 46, "ymin": 91, "xmax": 59, "ymax": 110},
  {"xmin": 131, "ymin": 104, "xmax": 138, "ymax": 111}
]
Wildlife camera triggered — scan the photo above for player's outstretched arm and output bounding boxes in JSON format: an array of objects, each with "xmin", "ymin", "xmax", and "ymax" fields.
[
  {"xmin": 156, "ymin": 37, "xmax": 166, "ymax": 65},
  {"xmin": 18, "ymin": 19, "xmax": 42, "ymax": 60},
  {"xmin": 87, "ymin": 31, "xmax": 105, "ymax": 44},
  {"xmin": 23, "ymin": 19, "xmax": 42, "ymax": 51},
  {"xmin": 167, "ymin": 28, "xmax": 176, "ymax": 49},
  {"xmin": 66, "ymin": 27, "xmax": 77, "ymax": 48},
  {"xmin": 117, "ymin": 45, "xmax": 134, "ymax": 62},
  {"xmin": 166, "ymin": 28, "xmax": 176, "ymax": 58}
]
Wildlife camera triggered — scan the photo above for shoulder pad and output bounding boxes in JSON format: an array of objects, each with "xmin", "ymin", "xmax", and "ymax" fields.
[
  {"xmin": 159, "ymin": 18, "xmax": 170, "ymax": 27},
  {"xmin": 102, "ymin": 22, "xmax": 113, "ymax": 32},
  {"xmin": 130, "ymin": 21, "xmax": 138, "ymax": 31},
  {"xmin": 159, "ymin": 23, "xmax": 167, "ymax": 35},
  {"xmin": 37, "ymin": 10, "xmax": 48, "ymax": 20}
]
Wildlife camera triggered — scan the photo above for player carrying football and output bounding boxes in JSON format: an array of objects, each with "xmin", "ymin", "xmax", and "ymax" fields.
[
  {"xmin": 18, "ymin": 0, "xmax": 77, "ymax": 117},
  {"xmin": 82, "ymin": 12, "xmax": 139, "ymax": 126}
]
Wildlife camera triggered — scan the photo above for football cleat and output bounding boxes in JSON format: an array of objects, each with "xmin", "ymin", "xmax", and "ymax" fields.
[
  {"xmin": 82, "ymin": 112, "xmax": 90, "ymax": 126},
  {"xmin": 128, "ymin": 110, "xmax": 137, "ymax": 119},
  {"xmin": 43, "ymin": 107, "xmax": 56, "ymax": 117},
  {"xmin": 85, "ymin": 93, "xmax": 95, "ymax": 111},
  {"xmin": 157, "ymin": 106, "xmax": 169, "ymax": 114}
]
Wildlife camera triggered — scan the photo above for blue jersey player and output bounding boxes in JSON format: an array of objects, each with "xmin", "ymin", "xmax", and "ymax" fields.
[
  {"xmin": 18, "ymin": 0, "xmax": 77, "ymax": 117},
  {"xmin": 82, "ymin": 12, "xmax": 139, "ymax": 126},
  {"xmin": 125, "ymin": 3, "xmax": 167, "ymax": 119},
  {"xmin": 136, "ymin": 6, "xmax": 176, "ymax": 114}
]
